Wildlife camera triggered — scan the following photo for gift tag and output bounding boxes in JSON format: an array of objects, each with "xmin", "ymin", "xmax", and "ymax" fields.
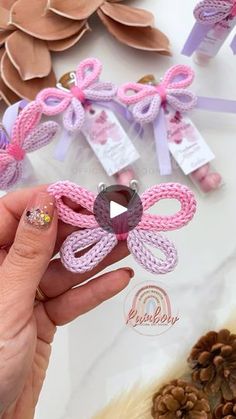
[
  {"xmin": 82, "ymin": 104, "xmax": 140, "ymax": 176},
  {"xmin": 197, "ymin": 15, "xmax": 236, "ymax": 57},
  {"xmin": 166, "ymin": 110, "xmax": 215, "ymax": 175}
]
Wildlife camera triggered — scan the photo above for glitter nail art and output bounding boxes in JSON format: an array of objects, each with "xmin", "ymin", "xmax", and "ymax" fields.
[{"xmin": 25, "ymin": 193, "xmax": 54, "ymax": 228}]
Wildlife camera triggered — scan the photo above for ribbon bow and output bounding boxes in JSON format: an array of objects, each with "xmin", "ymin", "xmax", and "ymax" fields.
[
  {"xmin": 36, "ymin": 58, "xmax": 117, "ymax": 133},
  {"xmin": 0, "ymin": 102, "xmax": 59, "ymax": 190},
  {"xmin": 182, "ymin": 0, "xmax": 236, "ymax": 56},
  {"xmin": 118, "ymin": 65, "xmax": 197, "ymax": 176},
  {"xmin": 48, "ymin": 181, "xmax": 196, "ymax": 275}
]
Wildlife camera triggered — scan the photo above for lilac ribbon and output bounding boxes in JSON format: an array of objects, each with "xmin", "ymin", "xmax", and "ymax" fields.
[
  {"xmin": 153, "ymin": 108, "xmax": 172, "ymax": 176},
  {"xmin": 196, "ymin": 96, "xmax": 236, "ymax": 113},
  {"xmin": 182, "ymin": 0, "xmax": 236, "ymax": 56},
  {"xmin": 230, "ymin": 34, "xmax": 236, "ymax": 52},
  {"xmin": 2, "ymin": 99, "xmax": 28, "ymax": 137}
]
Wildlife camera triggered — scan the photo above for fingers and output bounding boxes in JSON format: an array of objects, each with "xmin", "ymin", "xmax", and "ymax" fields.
[
  {"xmin": 44, "ymin": 267, "xmax": 134, "ymax": 325},
  {"xmin": 40, "ymin": 241, "xmax": 129, "ymax": 297},
  {"xmin": 0, "ymin": 184, "xmax": 47, "ymax": 246},
  {"xmin": 1, "ymin": 192, "xmax": 57, "ymax": 314}
]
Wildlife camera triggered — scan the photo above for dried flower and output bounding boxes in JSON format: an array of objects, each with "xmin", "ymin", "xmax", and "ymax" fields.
[
  {"xmin": 48, "ymin": 0, "xmax": 170, "ymax": 54},
  {"xmin": 214, "ymin": 399, "xmax": 236, "ymax": 418},
  {"xmin": 0, "ymin": 0, "xmax": 90, "ymax": 103},
  {"xmin": 189, "ymin": 329, "xmax": 236, "ymax": 401},
  {"xmin": 152, "ymin": 379, "xmax": 212, "ymax": 418}
]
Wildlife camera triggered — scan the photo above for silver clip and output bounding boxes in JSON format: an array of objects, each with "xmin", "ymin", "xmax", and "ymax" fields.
[
  {"xmin": 129, "ymin": 179, "xmax": 139, "ymax": 193},
  {"xmin": 98, "ymin": 182, "xmax": 107, "ymax": 193}
]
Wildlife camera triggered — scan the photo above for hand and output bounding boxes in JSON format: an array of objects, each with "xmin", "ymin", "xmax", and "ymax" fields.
[{"xmin": 0, "ymin": 186, "xmax": 132, "ymax": 419}]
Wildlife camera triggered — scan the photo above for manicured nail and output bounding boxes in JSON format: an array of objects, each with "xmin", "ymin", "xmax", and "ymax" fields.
[
  {"xmin": 25, "ymin": 192, "xmax": 55, "ymax": 229},
  {"xmin": 122, "ymin": 267, "xmax": 135, "ymax": 279}
]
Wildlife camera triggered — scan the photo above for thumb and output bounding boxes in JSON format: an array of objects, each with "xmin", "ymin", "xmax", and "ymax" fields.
[{"xmin": 1, "ymin": 191, "xmax": 57, "ymax": 308}]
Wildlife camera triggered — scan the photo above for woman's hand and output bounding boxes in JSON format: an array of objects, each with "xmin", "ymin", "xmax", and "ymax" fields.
[{"xmin": 0, "ymin": 186, "xmax": 132, "ymax": 419}]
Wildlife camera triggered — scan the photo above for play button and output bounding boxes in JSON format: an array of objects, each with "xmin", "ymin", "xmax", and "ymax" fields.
[
  {"xmin": 93, "ymin": 184, "xmax": 143, "ymax": 236},
  {"xmin": 110, "ymin": 201, "xmax": 127, "ymax": 219}
]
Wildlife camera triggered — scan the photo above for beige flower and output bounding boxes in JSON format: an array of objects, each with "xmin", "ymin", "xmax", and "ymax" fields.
[
  {"xmin": 48, "ymin": 0, "xmax": 171, "ymax": 53},
  {"xmin": 0, "ymin": 0, "xmax": 170, "ymax": 105},
  {"xmin": 0, "ymin": 0, "xmax": 89, "ymax": 103}
]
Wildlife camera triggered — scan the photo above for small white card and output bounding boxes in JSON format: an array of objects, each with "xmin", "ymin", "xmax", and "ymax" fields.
[
  {"xmin": 166, "ymin": 110, "xmax": 215, "ymax": 175},
  {"xmin": 197, "ymin": 15, "xmax": 236, "ymax": 57},
  {"xmin": 82, "ymin": 104, "xmax": 139, "ymax": 176}
]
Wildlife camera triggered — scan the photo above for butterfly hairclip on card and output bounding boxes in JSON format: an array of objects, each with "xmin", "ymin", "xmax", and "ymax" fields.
[{"xmin": 48, "ymin": 181, "xmax": 196, "ymax": 275}]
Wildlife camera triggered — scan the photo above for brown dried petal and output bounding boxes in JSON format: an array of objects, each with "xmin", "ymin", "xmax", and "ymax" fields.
[
  {"xmin": 47, "ymin": 22, "xmax": 90, "ymax": 51},
  {"xmin": 1, "ymin": 51, "xmax": 56, "ymax": 100},
  {"xmin": 97, "ymin": 9, "xmax": 171, "ymax": 54},
  {"xmin": 0, "ymin": 6, "xmax": 10, "ymax": 29},
  {"xmin": 49, "ymin": 0, "xmax": 103, "ymax": 20},
  {"xmin": 100, "ymin": 2, "xmax": 154, "ymax": 27},
  {"xmin": 6, "ymin": 30, "xmax": 51, "ymax": 80},
  {"xmin": 0, "ymin": 74, "xmax": 19, "ymax": 104},
  {"xmin": 0, "ymin": 29, "xmax": 13, "ymax": 46},
  {"xmin": 0, "ymin": 0, "xmax": 16, "ymax": 9},
  {"xmin": 10, "ymin": 0, "xmax": 84, "ymax": 41}
]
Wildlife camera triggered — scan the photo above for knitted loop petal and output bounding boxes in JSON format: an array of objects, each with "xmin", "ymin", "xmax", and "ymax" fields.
[{"xmin": 0, "ymin": 101, "xmax": 59, "ymax": 189}]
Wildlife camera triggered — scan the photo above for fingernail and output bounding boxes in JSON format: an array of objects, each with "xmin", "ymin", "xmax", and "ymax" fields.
[
  {"xmin": 122, "ymin": 267, "xmax": 135, "ymax": 279},
  {"xmin": 25, "ymin": 192, "xmax": 55, "ymax": 229}
]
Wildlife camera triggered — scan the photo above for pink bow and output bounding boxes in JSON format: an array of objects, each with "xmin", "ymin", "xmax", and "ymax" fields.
[
  {"xmin": 194, "ymin": 0, "xmax": 236, "ymax": 24},
  {"xmin": 36, "ymin": 58, "xmax": 117, "ymax": 132},
  {"xmin": 0, "ymin": 102, "xmax": 59, "ymax": 190},
  {"xmin": 117, "ymin": 65, "xmax": 197, "ymax": 124},
  {"xmin": 48, "ymin": 181, "xmax": 196, "ymax": 275}
]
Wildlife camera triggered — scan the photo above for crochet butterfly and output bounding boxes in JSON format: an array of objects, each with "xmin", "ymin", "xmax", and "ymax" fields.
[
  {"xmin": 0, "ymin": 102, "xmax": 59, "ymax": 190},
  {"xmin": 48, "ymin": 181, "xmax": 196, "ymax": 275},
  {"xmin": 36, "ymin": 58, "xmax": 117, "ymax": 132}
]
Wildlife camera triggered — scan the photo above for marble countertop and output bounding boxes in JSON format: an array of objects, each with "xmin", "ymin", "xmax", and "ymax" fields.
[{"xmin": 10, "ymin": 0, "xmax": 235, "ymax": 418}]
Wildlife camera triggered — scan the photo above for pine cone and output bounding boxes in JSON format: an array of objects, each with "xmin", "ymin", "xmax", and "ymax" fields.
[
  {"xmin": 152, "ymin": 379, "xmax": 212, "ymax": 418},
  {"xmin": 188, "ymin": 329, "xmax": 236, "ymax": 401},
  {"xmin": 214, "ymin": 400, "xmax": 236, "ymax": 418}
]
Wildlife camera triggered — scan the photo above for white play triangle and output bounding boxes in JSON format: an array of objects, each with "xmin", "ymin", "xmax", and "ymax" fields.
[{"xmin": 110, "ymin": 201, "xmax": 127, "ymax": 219}]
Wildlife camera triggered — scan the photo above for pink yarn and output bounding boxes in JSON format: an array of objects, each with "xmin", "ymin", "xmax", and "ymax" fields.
[
  {"xmin": 48, "ymin": 181, "xmax": 196, "ymax": 275},
  {"xmin": 70, "ymin": 86, "xmax": 86, "ymax": 103},
  {"xmin": 117, "ymin": 65, "xmax": 197, "ymax": 124},
  {"xmin": 155, "ymin": 85, "xmax": 167, "ymax": 102},
  {"xmin": 0, "ymin": 101, "xmax": 59, "ymax": 190},
  {"xmin": 7, "ymin": 143, "xmax": 25, "ymax": 161},
  {"xmin": 36, "ymin": 58, "xmax": 117, "ymax": 132}
]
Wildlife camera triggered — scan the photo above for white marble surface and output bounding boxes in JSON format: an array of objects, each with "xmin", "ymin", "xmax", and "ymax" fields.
[{"xmin": 10, "ymin": 0, "xmax": 235, "ymax": 418}]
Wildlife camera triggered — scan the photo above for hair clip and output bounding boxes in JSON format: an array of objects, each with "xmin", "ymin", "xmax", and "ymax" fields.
[
  {"xmin": 36, "ymin": 58, "xmax": 117, "ymax": 132},
  {"xmin": 48, "ymin": 181, "xmax": 196, "ymax": 275},
  {"xmin": 0, "ymin": 102, "xmax": 59, "ymax": 189}
]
